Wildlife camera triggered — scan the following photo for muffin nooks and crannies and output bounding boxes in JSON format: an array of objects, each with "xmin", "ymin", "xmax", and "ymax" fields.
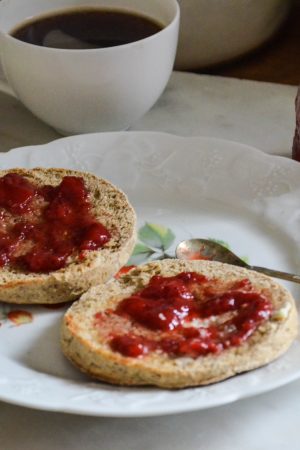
[
  {"xmin": 61, "ymin": 259, "xmax": 298, "ymax": 388},
  {"xmin": 0, "ymin": 168, "xmax": 136, "ymax": 304}
]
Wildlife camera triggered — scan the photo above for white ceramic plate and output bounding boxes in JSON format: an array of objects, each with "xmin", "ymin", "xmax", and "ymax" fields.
[{"xmin": 0, "ymin": 132, "xmax": 300, "ymax": 417}]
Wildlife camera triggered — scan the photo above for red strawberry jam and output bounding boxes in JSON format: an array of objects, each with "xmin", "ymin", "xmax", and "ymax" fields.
[
  {"xmin": 102, "ymin": 272, "xmax": 272, "ymax": 358},
  {"xmin": 0, "ymin": 173, "xmax": 36, "ymax": 214},
  {"xmin": 0, "ymin": 173, "xmax": 111, "ymax": 272}
]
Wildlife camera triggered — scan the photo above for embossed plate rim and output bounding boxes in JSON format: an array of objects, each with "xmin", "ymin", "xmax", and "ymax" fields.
[{"xmin": 0, "ymin": 131, "xmax": 299, "ymax": 417}]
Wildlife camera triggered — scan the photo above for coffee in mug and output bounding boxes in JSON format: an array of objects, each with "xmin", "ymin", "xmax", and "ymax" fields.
[{"xmin": 11, "ymin": 8, "xmax": 163, "ymax": 49}]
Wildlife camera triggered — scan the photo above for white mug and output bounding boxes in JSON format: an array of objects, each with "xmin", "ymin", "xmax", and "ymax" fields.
[{"xmin": 0, "ymin": 0, "xmax": 179, "ymax": 135}]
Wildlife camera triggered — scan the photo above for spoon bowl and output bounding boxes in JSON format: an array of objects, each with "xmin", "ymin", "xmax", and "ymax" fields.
[
  {"xmin": 175, "ymin": 239, "xmax": 300, "ymax": 284},
  {"xmin": 176, "ymin": 239, "xmax": 248, "ymax": 266}
]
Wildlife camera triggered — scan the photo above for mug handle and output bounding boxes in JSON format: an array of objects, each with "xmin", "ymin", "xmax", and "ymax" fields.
[
  {"xmin": 0, "ymin": 53, "xmax": 16, "ymax": 98},
  {"xmin": 0, "ymin": 76, "xmax": 16, "ymax": 98},
  {"xmin": 0, "ymin": 27, "xmax": 17, "ymax": 98}
]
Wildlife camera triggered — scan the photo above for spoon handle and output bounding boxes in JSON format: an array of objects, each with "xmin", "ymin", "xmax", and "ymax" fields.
[{"xmin": 250, "ymin": 265, "xmax": 300, "ymax": 284}]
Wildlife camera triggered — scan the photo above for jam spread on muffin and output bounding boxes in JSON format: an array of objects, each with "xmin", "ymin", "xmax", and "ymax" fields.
[
  {"xmin": 95, "ymin": 272, "xmax": 272, "ymax": 358},
  {"xmin": 0, "ymin": 173, "xmax": 111, "ymax": 272}
]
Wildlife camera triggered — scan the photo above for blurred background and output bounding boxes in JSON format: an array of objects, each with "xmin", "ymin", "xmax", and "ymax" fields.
[
  {"xmin": 0, "ymin": 0, "xmax": 299, "ymax": 85},
  {"xmin": 175, "ymin": 0, "xmax": 299, "ymax": 85}
]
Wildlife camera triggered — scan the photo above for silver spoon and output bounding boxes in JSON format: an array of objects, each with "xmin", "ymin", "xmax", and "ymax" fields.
[{"xmin": 175, "ymin": 239, "xmax": 300, "ymax": 284}]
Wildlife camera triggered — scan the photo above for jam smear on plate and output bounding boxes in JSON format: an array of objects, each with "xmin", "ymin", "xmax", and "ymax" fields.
[
  {"xmin": 96, "ymin": 272, "xmax": 273, "ymax": 358},
  {"xmin": 0, "ymin": 173, "xmax": 111, "ymax": 272}
]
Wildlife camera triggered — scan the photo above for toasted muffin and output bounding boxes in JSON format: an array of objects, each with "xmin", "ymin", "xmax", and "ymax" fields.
[
  {"xmin": 61, "ymin": 259, "xmax": 298, "ymax": 388},
  {"xmin": 0, "ymin": 167, "xmax": 136, "ymax": 304}
]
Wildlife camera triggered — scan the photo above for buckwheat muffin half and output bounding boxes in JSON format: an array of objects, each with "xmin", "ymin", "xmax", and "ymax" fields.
[
  {"xmin": 61, "ymin": 259, "xmax": 298, "ymax": 388},
  {"xmin": 0, "ymin": 167, "xmax": 136, "ymax": 304}
]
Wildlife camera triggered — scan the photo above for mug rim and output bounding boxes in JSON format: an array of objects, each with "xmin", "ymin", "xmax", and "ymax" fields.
[{"xmin": 0, "ymin": 0, "xmax": 180, "ymax": 54}]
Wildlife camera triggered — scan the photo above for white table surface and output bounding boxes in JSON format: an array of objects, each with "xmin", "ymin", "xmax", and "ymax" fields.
[{"xmin": 0, "ymin": 71, "xmax": 299, "ymax": 450}]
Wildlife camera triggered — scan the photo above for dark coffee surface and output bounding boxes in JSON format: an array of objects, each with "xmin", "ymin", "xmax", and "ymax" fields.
[{"xmin": 11, "ymin": 8, "xmax": 163, "ymax": 49}]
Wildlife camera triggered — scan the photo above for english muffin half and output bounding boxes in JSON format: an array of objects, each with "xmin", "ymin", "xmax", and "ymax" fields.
[
  {"xmin": 0, "ymin": 167, "xmax": 136, "ymax": 304},
  {"xmin": 61, "ymin": 259, "xmax": 298, "ymax": 388}
]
